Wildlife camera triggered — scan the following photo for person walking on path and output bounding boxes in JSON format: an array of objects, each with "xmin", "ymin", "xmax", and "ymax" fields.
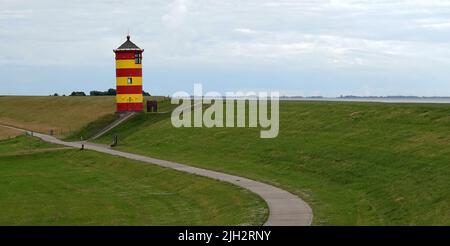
[{"xmin": 80, "ymin": 136, "xmax": 84, "ymax": 150}]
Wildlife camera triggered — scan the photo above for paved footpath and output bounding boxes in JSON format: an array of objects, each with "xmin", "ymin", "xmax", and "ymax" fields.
[{"xmin": 1, "ymin": 124, "xmax": 313, "ymax": 226}]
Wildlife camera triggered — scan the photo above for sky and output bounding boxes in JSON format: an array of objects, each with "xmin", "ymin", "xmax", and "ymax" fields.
[{"xmin": 1, "ymin": 0, "xmax": 450, "ymax": 97}]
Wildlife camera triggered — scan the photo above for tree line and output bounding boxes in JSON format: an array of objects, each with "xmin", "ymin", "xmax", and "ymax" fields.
[{"xmin": 51, "ymin": 89, "xmax": 151, "ymax": 96}]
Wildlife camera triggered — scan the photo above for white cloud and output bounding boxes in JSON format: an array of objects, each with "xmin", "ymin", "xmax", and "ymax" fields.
[
  {"xmin": 234, "ymin": 28, "xmax": 257, "ymax": 34},
  {"xmin": 2, "ymin": 0, "xmax": 450, "ymax": 96},
  {"xmin": 161, "ymin": 0, "xmax": 190, "ymax": 29},
  {"xmin": 417, "ymin": 17, "xmax": 450, "ymax": 30}
]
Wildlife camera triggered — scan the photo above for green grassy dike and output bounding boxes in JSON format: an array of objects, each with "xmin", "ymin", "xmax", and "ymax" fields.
[
  {"xmin": 0, "ymin": 136, "xmax": 268, "ymax": 225},
  {"xmin": 95, "ymin": 101, "xmax": 450, "ymax": 225}
]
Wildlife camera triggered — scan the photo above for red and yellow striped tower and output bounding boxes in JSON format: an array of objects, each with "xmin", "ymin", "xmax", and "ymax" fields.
[{"xmin": 113, "ymin": 35, "xmax": 144, "ymax": 112}]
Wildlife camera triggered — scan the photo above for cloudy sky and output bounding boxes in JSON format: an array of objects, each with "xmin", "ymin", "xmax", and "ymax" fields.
[{"xmin": 1, "ymin": 0, "xmax": 450, "ymax": 96}]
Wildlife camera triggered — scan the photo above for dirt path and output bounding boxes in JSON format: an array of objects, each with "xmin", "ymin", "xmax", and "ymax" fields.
[{"xmin": 1, "ymin": 124, "xmax": 313, "ymax": 226}]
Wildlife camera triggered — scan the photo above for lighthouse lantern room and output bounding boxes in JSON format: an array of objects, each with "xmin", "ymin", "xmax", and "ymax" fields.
[{"xmin": 113, "ymin": 35, "xmax": 144, "ymax": 112}]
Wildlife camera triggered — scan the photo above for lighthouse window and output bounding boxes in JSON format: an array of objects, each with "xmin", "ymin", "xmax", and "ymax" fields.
[
  {"xmin": 127, "ymin": 78, "xmax": 133, "ymax": 84},
  {"xmin": 134, "ymin": 53, "xmax": 142, "ymax": 64}
]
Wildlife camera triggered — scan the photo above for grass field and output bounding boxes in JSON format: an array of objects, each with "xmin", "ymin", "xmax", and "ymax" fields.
[
  {"xmin": 0, "ymin": 136, "xmax": 267, "ymax": 225},
  {"xmin": 95, "ymin": 101, "xmax": 450, "ymax": 225}
]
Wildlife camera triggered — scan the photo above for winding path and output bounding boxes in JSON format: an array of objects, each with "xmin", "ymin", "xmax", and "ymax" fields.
[{"xmin": 1, "ymin": 124, "xmax": 313, "ymax": 226}]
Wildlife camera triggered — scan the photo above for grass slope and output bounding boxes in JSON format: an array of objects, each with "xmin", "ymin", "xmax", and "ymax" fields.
[
  {"xmin": 63, "ymin": 113, "xmax": 117, "ymax": 141},
  {"xmin": 0, "ymin": 96, "xmax": 171, "ymax": 138},
  {"xmin": 0, "ymin": 96, "xmax": 116, "ymax": 137},
  {"xmin": 0, "ymin": 136, "xmax": 267, "ymax": 225},
  {"xmin": 64, "ymin": 98, "xmax": 176, "ymax": 141},
  {"xmin": 0, "ymin": 126, "xmax": 23, "ymax": 140},
  {"xmin": 95, "ymin": 101, "xmax": 450, "ymax": 225}
]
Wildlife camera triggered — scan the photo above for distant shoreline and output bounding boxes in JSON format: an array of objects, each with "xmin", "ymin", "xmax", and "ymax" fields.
[{"xmin": 280, "ymin": 97, "xmax": 450, "ymax": 104}]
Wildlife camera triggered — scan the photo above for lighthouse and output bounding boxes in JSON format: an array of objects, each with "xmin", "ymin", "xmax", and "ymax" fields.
[{"xmin": 113, "ymin": 35, "xmax": 144, "ymax": 112}]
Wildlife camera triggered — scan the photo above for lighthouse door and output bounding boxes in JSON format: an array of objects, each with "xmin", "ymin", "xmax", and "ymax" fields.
[{"xmin": 128, "ymin": 97, "xmax": 132, "ymax": 111}]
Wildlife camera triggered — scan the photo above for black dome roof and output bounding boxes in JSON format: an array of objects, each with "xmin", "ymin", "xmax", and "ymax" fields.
[{"xmin": 115, "ymin": 35, "xmax": 142, "ymax": 51}]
